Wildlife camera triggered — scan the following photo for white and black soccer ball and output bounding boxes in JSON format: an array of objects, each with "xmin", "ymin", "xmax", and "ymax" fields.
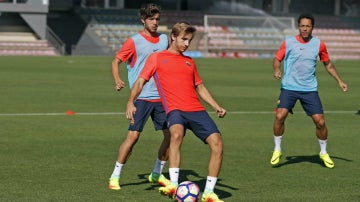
[{"xmin": 175, "ymin": 181, "xmax": 200, "ymax": 202}]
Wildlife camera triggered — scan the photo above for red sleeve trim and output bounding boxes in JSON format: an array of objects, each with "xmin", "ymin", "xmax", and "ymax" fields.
[
  {"xmin": 275, "ymin": 40, "xmax": 286, "ymax": 61},
  {"xmin": 115, "ymin": 38, "xmax": 135, "ymax": 63},
  {"xmin": 319, "ymin": 40, "xmax": 330, "ymax": 62}
]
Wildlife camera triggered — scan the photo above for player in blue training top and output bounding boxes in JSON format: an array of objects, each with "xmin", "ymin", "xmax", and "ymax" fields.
[
  {"xmin": 108, "ymin": 3, "xmax": 170, "ymax": 190},
  {"xmin": 270, "ymin": 13, "xmax": 348, "ymax": 168}
]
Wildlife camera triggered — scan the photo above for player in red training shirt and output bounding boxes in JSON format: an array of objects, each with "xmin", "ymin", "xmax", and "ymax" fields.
[{"xmin": 126, "ymin": 22, "xmax": 226, "ymax": 202}]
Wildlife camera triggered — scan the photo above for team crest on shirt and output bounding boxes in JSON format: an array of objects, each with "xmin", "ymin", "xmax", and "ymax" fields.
[{"xmin": 185, "ymin": 61, "xmax": 191, "ymax": 67}]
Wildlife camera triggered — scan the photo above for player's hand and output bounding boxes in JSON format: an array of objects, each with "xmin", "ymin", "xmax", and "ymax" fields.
[
  {"xmin": 216, "ymin": 108, "xmax": 227, "ymax": 118},
  {"xmin": 126, "ymin": 102, "xmax": 136, "ymax": 125},
  {"xmin": 115, "ymin": 80, "xmax": 125, "ymax": 91},
  {"xmin": 274, "ymin": 70, "xmax": 282, "ymax": 80},
  {"xmin": 339, "ymin": 80, "xmax": 348, "ymax": 92}
]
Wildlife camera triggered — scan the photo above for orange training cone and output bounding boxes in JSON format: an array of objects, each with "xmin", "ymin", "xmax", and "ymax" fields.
[{"xmin": 66, "ymin": 110, "xmax": 75, "ymax": 116}]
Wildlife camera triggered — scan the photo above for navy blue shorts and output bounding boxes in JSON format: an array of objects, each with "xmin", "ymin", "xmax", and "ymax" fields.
[
  {"xmin": 128, "ymin": 99, "xmax": 168, "ymax": 132},
  {"xmin": 277, "ymin": 89, "xmax": 324, "ymax": 116},
  {"xmin": 167, "ymin": 110, "xmax": 221, "ymax": 143}
]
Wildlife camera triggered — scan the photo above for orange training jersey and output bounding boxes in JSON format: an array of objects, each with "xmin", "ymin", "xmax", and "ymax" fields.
[{"xmin": 140, "ymin": 50, "xmax": 205, "ymax": 114}]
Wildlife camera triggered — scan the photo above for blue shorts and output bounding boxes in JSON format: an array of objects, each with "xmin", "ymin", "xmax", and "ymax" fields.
[
  {"xmin": 128, "ymin": 99, "xmax": 168, "ymax": 132},
  {"xmin": 277, "ymin": 89, "xmax": 324, "ymax": 116},
  {"xmin": 167, "ymin": 110, "xmax": 221, "ymax": 143}
]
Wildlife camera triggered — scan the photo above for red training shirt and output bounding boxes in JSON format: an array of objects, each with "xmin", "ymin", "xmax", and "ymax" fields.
[{"xmin": 140, "ymin": 50, "xmax": 205, "ymax": 114}]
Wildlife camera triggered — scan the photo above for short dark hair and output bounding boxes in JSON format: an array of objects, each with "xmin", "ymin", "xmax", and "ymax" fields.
[
  {"xmin": 298, "ymin": 13, "xmax": 315, "ymax": 26},
  {"xmin": 139, "ymin": 3, "xmax": 161, "ymax": 19}
]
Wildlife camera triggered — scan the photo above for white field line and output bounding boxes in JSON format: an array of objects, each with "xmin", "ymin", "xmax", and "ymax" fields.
[{"xmin": 0, "ymin": 111, "xmax": 357, "ymax": 117}]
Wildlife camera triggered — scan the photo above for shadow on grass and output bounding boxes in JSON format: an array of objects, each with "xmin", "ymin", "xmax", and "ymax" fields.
[
  {"xmin": 120, "ymin": 169, "xmax": 238, "ymax": 200},
  {"xmin": 273, "ymin": 154, "xmax": 353, "ymax": 168}
]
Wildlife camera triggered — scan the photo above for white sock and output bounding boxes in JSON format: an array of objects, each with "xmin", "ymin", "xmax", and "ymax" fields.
[
  {"xmin": 111, "ymin": 161, "xmax": 123, "ymax": 178},
  {"xmin": 169, "ymin": 168, "xmax": 179, "ymax": 185},
  {"xmin": 160, "ymin": 160, "xmax": 166, "ymax": 173},
  {"xmin": 274, "ymin": 135, "xmax": 283, "ymax": 152},
  {"xmin": 318, "ymin": 139, "xmax": 327, "ymax": 155},
  {"xmin": 152, "ymin": 159, "xmax": 166, "ymax": 174},
  {"xmin": 204, "ymin": 176, "xmax": 218, "ymax": 194}
]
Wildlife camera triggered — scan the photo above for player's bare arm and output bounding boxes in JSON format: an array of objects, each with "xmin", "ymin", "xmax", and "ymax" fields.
[
  {"xmin": 273, "ymin": 58, "xmax": 282, "ymax": 80},
  {"xmin": 323, "ymin": 61, "xmax": 348, "ymax": 92},
  {"xmin": 196, "ymin": 84, "xmax": 226, "ymax": 118},
  {"xmin": 111, "ymin": 57, "xmax": 126, "ymax": 91},
  {"xmin": 126, "ymin": 78, "xmax": 147, "ymax": 124}
]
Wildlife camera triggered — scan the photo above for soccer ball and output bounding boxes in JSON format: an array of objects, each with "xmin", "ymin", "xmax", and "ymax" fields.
[{"xmin": 175, "ymin": 181, "xmax": 200, "ymax": 202}]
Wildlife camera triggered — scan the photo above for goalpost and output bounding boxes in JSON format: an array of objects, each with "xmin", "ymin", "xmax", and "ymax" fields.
[{"xmin": 203, "ymin": 15, "xmax": 296, "ymax": 54}]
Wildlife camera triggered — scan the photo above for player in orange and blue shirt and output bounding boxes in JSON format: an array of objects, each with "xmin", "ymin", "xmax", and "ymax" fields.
[
  {"xmin": 126, "ymin": 22, "xmax": 226, "ymax": 202},
  {"xmin": 108, "ymin": 3, "xmax": 170, "ymax": 191},
  {"xmin": 270, "ymin": 13, "xmax": 348, "ymax": 168}
]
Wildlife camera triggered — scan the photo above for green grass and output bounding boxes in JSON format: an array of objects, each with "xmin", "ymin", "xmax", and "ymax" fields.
[{"xmin": 0, "ymin": 56, "xmax": 359, "ymax": 201}]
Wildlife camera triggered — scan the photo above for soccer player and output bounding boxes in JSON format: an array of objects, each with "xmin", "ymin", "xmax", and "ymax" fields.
[
  {"xmin": 108, "ymin": 3, "xmax": 171, "ymax": 190},
  {"xmin": 270, "ymin": 13, "xmax": 348, "ymax": 168},
  {"xmin": 126, "ymin": 22, "xmax": 226, "ymax": 202}
]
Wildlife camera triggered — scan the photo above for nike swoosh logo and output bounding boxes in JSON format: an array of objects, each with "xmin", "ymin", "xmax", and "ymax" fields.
[{"xmin": 271, "ymin": 157, "xmax": 279, "ymax": 163}]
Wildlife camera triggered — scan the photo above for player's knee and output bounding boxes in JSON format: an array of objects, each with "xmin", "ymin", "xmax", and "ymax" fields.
[
  {"xmin": 207, "ymin": 134, "xmax": 223, "ymax": 151},
  {"xmin": 212, "ymin": 140, "xmax": 223, "ymax": 150},
  {"xmin": 315, "ymin": 118, "xmax": 326, "ymax": 128},
  {"xmin": 170, "ymin": 132, "xmax": 184, "ymax": 143},
  {"xmin": 275, "ymin": 112, "xmax": 286, "ymax": 122}
]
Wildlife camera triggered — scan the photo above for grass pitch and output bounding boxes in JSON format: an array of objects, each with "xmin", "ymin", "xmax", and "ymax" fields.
[{"xmin": 0, "ymin": 56, "xmax": 359, "ymax": 201}]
